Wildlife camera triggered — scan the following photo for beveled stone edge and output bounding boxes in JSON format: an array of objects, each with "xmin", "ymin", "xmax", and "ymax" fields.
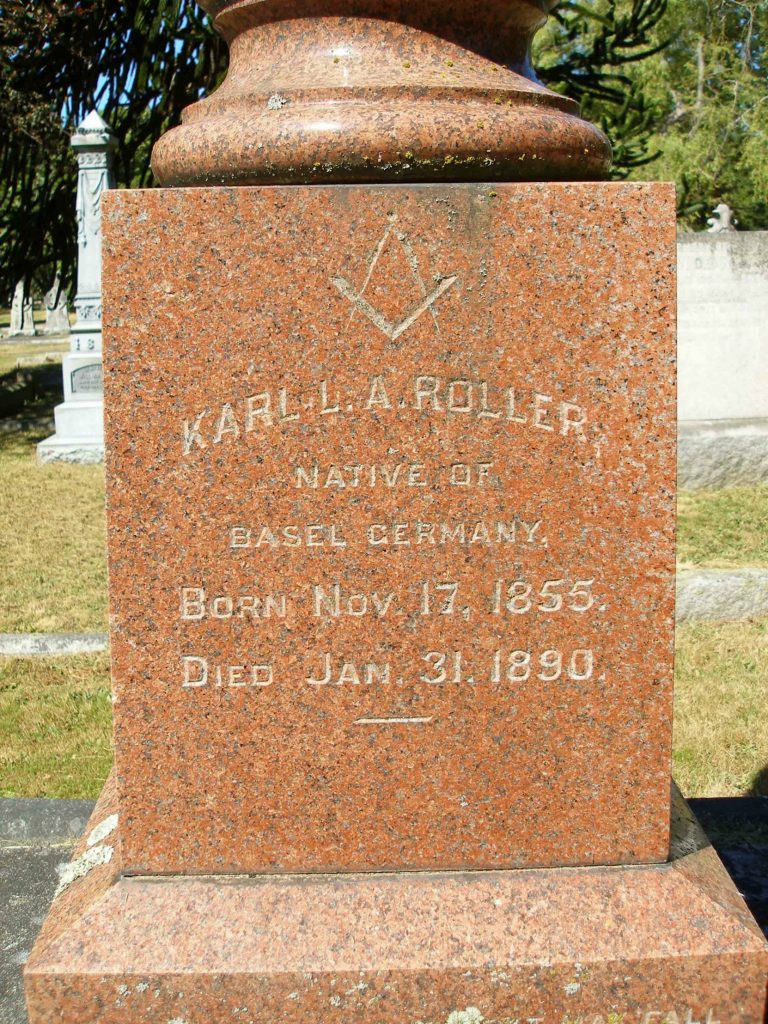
[{"xmin": 24, "ymin": 777, "xmax": 768, "ymax": 987}]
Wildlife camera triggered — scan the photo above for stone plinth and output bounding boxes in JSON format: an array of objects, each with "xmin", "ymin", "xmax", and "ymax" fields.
[
  {"xmin": 101, "ymin": 181, "xmax": 676, "ymax": 876},
  {"xmin": 23, "ymin": 778, "xmax": 768, "ymax": 1024}
]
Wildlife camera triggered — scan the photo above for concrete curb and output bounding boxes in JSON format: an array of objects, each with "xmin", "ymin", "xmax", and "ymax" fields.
[
  {"xmin": 0, "ymin": 798, "xmax": 95, "ymax": 847},
  {"xmin": 678, "ymin": 419, "xmax": 768, "ymax": 489},
  {"xmin": 0, "ymin": 634, "xmax": 108, "ymax": 656},
  {"xmin": 676, "ymin": 568, "xmax": 768, "ymax": 622}
]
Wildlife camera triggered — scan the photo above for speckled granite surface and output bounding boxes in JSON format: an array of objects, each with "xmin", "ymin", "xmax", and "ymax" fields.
[
  {"xmin": 100, "ymin": 181, "xmax": 676, "ymax": 877},
  {"xmin": 22, "ymin": 781, "xmax": 768, "ymax": 1024},
  {"xmin": 152, "ymin": 0, "xmax": 611, "ymax": 186}
]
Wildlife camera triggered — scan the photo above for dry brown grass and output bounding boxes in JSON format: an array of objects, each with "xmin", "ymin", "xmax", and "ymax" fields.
[{"xmin": 673, "ymin": 619, "xmax": 768, "ymax": 797}]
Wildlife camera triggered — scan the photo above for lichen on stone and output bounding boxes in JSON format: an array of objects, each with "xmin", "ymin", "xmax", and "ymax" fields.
[{"xmin": 447, "ymin": 1008, "xmax": 485, "ymax": 1024}]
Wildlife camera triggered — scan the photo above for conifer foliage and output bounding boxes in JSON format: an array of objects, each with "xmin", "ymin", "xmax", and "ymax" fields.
[
  {"xmin": 2, "ymin": 0, "xmax": 765, "ymax": 297},
  {"xmin": 0, "ymin": 0, "xmax": 225, "ymax": 300}
]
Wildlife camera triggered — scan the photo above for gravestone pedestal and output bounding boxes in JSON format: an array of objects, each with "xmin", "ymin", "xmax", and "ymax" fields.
[
  {"xmin": 25, "ymin": 1, "xmax": 767, "ymax": 1020},
  {"xmin": 25, "ymin": 177, "xmax": 768, "ymax": 1024},
  {"xmin": 24, "ymin": 778, "xmax": 768, "ymax": 1023}
]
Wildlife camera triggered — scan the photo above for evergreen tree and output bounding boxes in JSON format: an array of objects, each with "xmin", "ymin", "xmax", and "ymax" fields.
[
  {"xmin": 0, "ymin": 1, "xmax": 225, "ymax": 300},
  {"xmin": 626, "ymin": 0, "xmax": 768, "ymax": 229},
  {"xmin": 535, "ymin": 0, "xmax": 671, "ymax": 176}
]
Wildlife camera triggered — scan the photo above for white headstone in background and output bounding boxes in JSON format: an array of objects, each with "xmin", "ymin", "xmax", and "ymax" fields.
[
  {"xmin": 38, "ymin": 111, "xmax": 116, "ymax": 464},
  {"xmin": 677, "ymin": 229, "xmax": 768, "ymax": 487},
  {"xmin": 43, "ymin": 272, "xmax": 71, "ymax": 335},
  {"xmin": 8, "ymin": 279, "xmax": 37, "ymax": 337}
]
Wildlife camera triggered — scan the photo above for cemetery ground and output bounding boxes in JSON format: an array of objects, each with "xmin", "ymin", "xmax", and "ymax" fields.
[
  {"xmin": 0, "ymin": 336, "xmax": 71, "ymax": 433},
  {"xmin": 0, "ymin": 342, "xmax": 68, "ymax": 378},
  {"xmin": 1, "ymin": 418, "xmax": 767, "ymax": 802}
]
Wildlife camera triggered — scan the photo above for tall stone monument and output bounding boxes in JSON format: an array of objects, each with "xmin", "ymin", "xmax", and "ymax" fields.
[
  {"xmin": 26, "ymin": 2, "xmax": 767, "ymax": 1022},
  {"xmin": 37, "ymin": 110, "xmax": 116, "ymax": 464}
]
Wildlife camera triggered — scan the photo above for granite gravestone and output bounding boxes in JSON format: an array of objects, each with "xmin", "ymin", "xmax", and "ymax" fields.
[
  {"xmin": 102, "ymin": 182, "xmax": 676, "ymax": 876},
  {"xmin": 25, "ymin": 2, "xmax": 768, "ymax": 1022}
]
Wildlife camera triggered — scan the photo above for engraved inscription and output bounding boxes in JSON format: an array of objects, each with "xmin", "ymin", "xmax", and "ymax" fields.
[
  {"xmin": 182, "ymin": 656, "xmax": 273, "ymax": 688},
  {"xmin": 331, "ymin": 213, "xmax": 457, "ymax": 341},
  {"xmin": 179, "ymin": 647, "xmax": 598, "ymax": 690},
  {"xmin": 180, "ymin": 375, "xmax": 589, "ymax": 455},
  {"xmin": 70, "ymin": 362, "xmax": 103, "ymax": 394},
  {"xmin": 180, "ymin": 587, "xmax": 288, "ymax": 621},
  {"xmin": 313, "ymin": 585, "xmax": 396, "ymax": 619},
  {"xmin": 229, "ymin": 524, "xmax": 348, "ymax": 549},
  {"xmin": 307, "ymin": 655, "xmax": 391, "ymax": 686},
  {"xmin": 228, "ymin": 518, "xmax": 546, "ymax": 551},
  {"xmin": 294, "ymin": 461, "xmax": 493, "ymax": 489},
  {"xmin": 419, "ymin": 648, "xmax": 596, "ymax": 685},
  {"xmin": 492, "ymin": 578, "xmax": 596, "ymax": 614},
  {"xmin": 178, "ymin": 576, "xmax": 604, "ymax": 627},
  {"xmin": 176, "ymin": 354, "xmax": 603, "ymax": 723}
]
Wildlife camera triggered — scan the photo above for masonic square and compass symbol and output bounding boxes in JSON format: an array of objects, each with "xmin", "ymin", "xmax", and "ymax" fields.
[{"xmin": 331, "ymin": 214, "xmax": 458, "ymax": 340}]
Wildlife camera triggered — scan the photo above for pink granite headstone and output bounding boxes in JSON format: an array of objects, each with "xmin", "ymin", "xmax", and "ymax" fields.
[{"xmin": 25, "ymin": 3, "xmax": 768, "ymax": 1021}]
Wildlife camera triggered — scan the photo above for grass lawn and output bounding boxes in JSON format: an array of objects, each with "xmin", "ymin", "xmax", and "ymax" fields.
[
  {"xmin": 678, "ymin": 487, "xmax": 768, "ymax": 567},
  {"xmin": 0, "ymin": 429, "xmax": 107, "ymax": 632},
  {"xmin": 0, "ymin": 654, "xmax": 112, "ymax": 799},
  {"xmin": 0, "ymin": 621, "xmax": 765, "ymax": 799},
  {"xmin": 0, "ymin": 339, "xmax": 69, "ymax": 377}
]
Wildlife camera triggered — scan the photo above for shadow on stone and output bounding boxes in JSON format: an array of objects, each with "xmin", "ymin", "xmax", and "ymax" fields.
[{"xmin": 690, "ymin": 795, "xmax": 768, "ymax": 937}]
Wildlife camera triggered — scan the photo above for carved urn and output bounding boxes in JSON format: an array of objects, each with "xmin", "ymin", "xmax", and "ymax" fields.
[{"xmin": 152, "ymin": 0, "xmax": 611, "ymax": 185}]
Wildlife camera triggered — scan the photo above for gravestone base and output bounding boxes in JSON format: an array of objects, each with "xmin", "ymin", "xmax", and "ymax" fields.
[
  {"xmin": 678, "ymin": 419, "xmax": 768, "ymax": 489},
  {"xmin": 37, "ymin": 398, "xmax": 104, "ymax": 464},
  {"xmin": 25, "ymin": 780, "xmax": 768, "ymax": 1024},
  {"xmin": 37, "ymin": 323, "xmax": 105, "ymax": 464}
]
